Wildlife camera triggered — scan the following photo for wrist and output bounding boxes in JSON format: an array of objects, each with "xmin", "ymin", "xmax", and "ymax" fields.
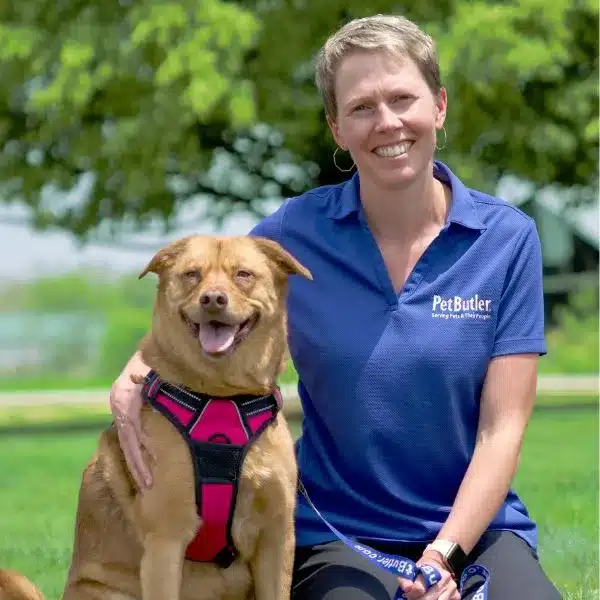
[
  {"xmin": 424, "ymin": 540, "xmax": 467, "ymax": 577},
  {"xmin": 421, "ymin": 549, "xmax": 449, "ymax": 570},
  {"xmin": 114, "ymin": 372, "xmax": 143, "ymax": 391}
]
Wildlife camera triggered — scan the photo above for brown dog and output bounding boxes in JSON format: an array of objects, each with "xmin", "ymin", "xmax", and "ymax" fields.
[
  {"xmin": 0, "ymin": 234, "xmax": 310, "ymax": 600},
  {"xmin": 0, "ymin": 570, "xmax": 44, "ymax": 600}
]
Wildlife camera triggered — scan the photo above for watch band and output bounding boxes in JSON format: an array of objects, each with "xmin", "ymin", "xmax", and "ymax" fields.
[{"xmin": 424, "ymin": 540, "xmax": 467, "ymax": 576}]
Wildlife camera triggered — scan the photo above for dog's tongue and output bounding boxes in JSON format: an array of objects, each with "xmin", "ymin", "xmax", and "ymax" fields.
[{"xmin": 198, "ymin": 322, "xmax": 238, "ymax": 354}]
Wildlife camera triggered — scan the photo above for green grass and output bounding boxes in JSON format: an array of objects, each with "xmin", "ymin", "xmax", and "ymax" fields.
[
  {"xmin": 1, "ymin": 363, "xmax": 301, "ymax": 392},
  {"xmin": 0, "ymin": 394, "xmax": 596, "ymax": 432},
  {"xmin": 1, "ymin": 375, "xmax": 113, "ymax": 392},
  {"xmin": 513, "ymin": 409, "xmax": 598, "ymax": 599},
  {"xmin": 0, "ymin": 410, "xmax": 597, "ymax": 599},
  {"xmin": 0, "ymin": 403, "xmax": 111, "ymax": 428}
]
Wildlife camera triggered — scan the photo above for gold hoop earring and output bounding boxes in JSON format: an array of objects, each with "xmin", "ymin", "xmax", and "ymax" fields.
[
  {"xmin": 435, "ymin": 126, "xmax": 447, "ymax": 151},
  {"xmin": 333, "ymin": 147, "xmax": 355, "ymax": 173}
]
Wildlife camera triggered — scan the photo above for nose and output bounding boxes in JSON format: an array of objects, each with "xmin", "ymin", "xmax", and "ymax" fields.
[
  {"xmin": 199, "ymin": 290, "xmax": 228, "ymax": 309},
  {"xmin": 374, "ymin": 103, "xmax": 401, "ymax": 133}
]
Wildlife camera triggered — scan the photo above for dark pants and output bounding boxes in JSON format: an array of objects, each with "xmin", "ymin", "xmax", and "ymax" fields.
[{"xmin": 292, "ymin": 531, "xmax": 561, "ymax": 599}]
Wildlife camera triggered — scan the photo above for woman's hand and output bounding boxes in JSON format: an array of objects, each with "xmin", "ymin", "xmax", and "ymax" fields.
[
  {"xmin": 397, "ymin": 551, "xmax": 460, "ymax": 600},
  {"xmin": 109, "ymin": 373, "xmax": 156, "ymax": 490}
]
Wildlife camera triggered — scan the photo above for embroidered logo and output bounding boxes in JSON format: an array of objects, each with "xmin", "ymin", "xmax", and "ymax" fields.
[{"xmin": 431, "ymin": 294, "xmax": 492, "ymax": 320}]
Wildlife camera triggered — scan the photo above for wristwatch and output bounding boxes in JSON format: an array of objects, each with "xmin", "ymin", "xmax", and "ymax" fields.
[{"xmin": 424, "ymin": 539, "xmax": 467, "ymax": 577}]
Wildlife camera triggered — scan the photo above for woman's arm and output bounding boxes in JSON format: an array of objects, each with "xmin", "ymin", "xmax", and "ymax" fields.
[
  {"xmin": 110, "ymin": 349, "xmax": 156, "ymax": 489},
  {"xmin": 432, "ymin": 353, "xmax": 538, "ymax": 554},
  {"xmin": 400, "ymin": 354, "xmax": 538, "ymax": 599},
  {"xmin": 114, "ymin": 349, "xmax": 151, "ymax": 386}
]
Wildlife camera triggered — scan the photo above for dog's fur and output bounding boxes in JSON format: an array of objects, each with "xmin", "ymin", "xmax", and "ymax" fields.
[
  {"xmin": 0, "ymin": 570, "xmax": 43, "ymax": 600},
  {"xmin": 0, "ymin": 234, "xmax": 311, "ymax": 600}
]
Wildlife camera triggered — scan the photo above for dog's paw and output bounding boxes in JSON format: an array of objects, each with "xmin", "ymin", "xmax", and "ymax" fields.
[{"xmin": 130, "ymin": 373, "xmax": 146, "ymax": 385}]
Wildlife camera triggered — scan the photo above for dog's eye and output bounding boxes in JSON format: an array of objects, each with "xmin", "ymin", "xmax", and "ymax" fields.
[
  {"xmin": 235, "ymin": 269, "xmax": 253, "ymax": 280},
  {"xmin": 183, "ymin": 270, "xmax": 201, "ymax": 281}
]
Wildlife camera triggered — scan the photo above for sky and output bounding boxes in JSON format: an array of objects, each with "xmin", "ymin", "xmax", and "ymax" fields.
[
  {"xmin": 1, "ymin": 176, "xmax": 597, "ymax": 283},
  {"xmin": 0, "ymin": 210, "xmax": 259, "ymax": 282}
]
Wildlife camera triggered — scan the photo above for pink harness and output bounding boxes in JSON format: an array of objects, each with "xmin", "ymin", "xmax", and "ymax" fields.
[{"xmin": 142, "ymin": 370, "xmax": 281, "ymax": 567}]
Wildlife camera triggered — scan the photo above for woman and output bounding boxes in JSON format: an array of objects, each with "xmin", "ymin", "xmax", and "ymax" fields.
[{"xmin": 110, "ymin": 14, "xmax": 561, "ymax": 600}]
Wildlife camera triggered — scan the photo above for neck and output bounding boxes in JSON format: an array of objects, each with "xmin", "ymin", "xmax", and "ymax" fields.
[{"xmin": 360, "ymin": 165, "xmax": 450, "ymax": 243}]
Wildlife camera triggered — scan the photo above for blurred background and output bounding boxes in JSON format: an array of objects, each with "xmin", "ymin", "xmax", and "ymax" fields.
[
  {"xmin": 0, "ymin": 0, "xmax": 597, "ymax": 389},
  {"xmin": 0, "ymin": 3, "xmax": 597, "ymax": 598}
]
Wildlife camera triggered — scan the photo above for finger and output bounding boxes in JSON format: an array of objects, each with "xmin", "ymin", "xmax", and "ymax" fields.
[
  {"xmin": 438, "ymin": 586, "xmax": 460, "ymax": 600},
  {"xmin": 397, "ymin": 578, "xmax": 413, "ymax": 591},
  {"xmin": 396, "ymin": 580, "xmax": 416, "ymax": 600},
  {"xmin": 436, "ymin": 585, "xmax": 457, "ymax": 600},
  {"xmin": 122, "ymin": 416, "xmax": 155, "ymax": 482},
  {"xmin": 126, "ymin": 410, "xmax": 157, "ymax": 463},
  {"xmin": 116, "ymin": 420, "xmax": 151, "ymax": 489},
  {"xmin": 420, "ymin": 584, "xmax": 444, "ymax": 600},
  {"xmin": 120, "ymin": 438, "xmax": 147, "ymax": 491},
  {"xmin": 127, "ymin": 434, "xmax": 153, "ymax": 487},
  {"xmin": 432, "ymin": 577, "xmax": 459, "ymax": 600},
  {"xmin": 403, "ymin": 578, "xmax": 427, "ymax": 600},
  {"xmin": 138, "ymin": 431, "xmax": 158, "ymax": 463},
  {"xmin": 414, "ymin": 573, "xmax": 452, "ymax": 600}
]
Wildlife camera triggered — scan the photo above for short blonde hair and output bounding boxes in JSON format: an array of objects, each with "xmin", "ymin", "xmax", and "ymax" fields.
[{"xmin": 315, "ymin": 14, "xmax": 442, "ymax": 119}]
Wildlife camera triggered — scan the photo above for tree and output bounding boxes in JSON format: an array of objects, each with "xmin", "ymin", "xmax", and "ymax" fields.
[
  {"xmin": 250, "ymin": 0, "xmax": 598, "ymax": 193},
  {"xmin": 0, "ymin": 0, "xmax": 597, "ymax": 239},
  {"xmin": 0, "ymin": 0, "xmax": 266, "ymax": 235},
  {"xmin": 432, "ymin": 0, "xmax": 599, "ymax": 192}
]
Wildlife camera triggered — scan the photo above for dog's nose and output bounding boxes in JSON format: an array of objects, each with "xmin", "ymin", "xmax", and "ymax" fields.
[{"xmin": 200, "ymin": 290, "xmax": 228, "ymax": 309}]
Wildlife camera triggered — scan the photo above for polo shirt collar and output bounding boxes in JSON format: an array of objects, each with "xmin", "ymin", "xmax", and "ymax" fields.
[
  {"xmin": 326, "ymin": 160, "xmax": 486, "ymax": 231},
  {"xmin": 326, "ymin": 171, "xmax": 361, "ymax": 220},
  {"xmin": 434, "ymin": 161, "xmax": 486, "ymax": 231}
]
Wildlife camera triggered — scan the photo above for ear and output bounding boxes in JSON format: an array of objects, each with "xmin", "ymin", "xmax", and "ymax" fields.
[
  {"xmin": 138, "ymin": 237, "xmax": 190, "ymax": 279},
  {"xmin": 434, "ymin": 87, "xmax": 447, "ymax": 129},
  {"xmin": 253, "ymin": 237, "xmax": 313, "ymax": 281},
  {"xmin": 326, "ymin": 115, "xmax": 346, "ymax": 150}
]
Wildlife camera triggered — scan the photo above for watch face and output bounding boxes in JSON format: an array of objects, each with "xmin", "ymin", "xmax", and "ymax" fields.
[
  {"xmin": 427, "ymin": 541, "xmax": 467, "ymax": 575},
  {"xmin": 447, "ymin": 544, "xmax": 467, "ymax": 574}
]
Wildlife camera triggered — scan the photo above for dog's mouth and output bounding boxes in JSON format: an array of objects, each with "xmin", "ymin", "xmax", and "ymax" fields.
[{"xmin": 182, "ymin": 312, "xmax": 259, "ymax": 357}]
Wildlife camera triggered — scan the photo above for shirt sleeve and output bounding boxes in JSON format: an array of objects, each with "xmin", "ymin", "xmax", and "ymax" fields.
[
  {"xmin": 492, "ymin": 219, "xmax": 547, "ymax": 357},
  {"xmin": 249, "ymin": 201, "xmax": 288, "ymax": 243}
]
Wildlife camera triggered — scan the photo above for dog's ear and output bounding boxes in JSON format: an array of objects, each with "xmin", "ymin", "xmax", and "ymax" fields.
[
  {"xmin": 138, "ymin": 237, "xmax": 191, "ymax": 279},
  {"xmin": 253, "ymin": 237, "xmax": 313, "ymax": 281}
]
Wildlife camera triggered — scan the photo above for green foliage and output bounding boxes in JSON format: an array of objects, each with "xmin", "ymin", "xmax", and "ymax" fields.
[
  {"xmin": 541, "ymin": 288, "xmax": 599, "ymax": 374},
  {"xmin": 0, "ymin": 0, "xmax": 260, "ymax": 234},
  {"xmin": 243, "ymin": 0, "xmax": 599, "ymax": 194},
  {"xmin": 0, "ymin": 0, "xmax": 596, "ymax": 236},
  {"xmin": 430, "ymin": 0, "xmax": 599, "ymax": 190},
  {"xmin": 0, "ymin": 271, "xmax": 155, "ymax": 383},
  {"xmin": 7, "ymin": 272, "xmax": 121, "ymax": 312},
  {"xmin": 98, "ymin": 307, "xmax": 151, "ymax": 379},
  {"xmin": 5, "ymin": 270, "xmax": 156, "ymax": 313}
]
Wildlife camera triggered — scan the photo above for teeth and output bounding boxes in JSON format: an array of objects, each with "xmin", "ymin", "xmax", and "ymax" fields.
[{"xmin": 374, "ymin": 142, "xmax": 412, "ymax": 157}]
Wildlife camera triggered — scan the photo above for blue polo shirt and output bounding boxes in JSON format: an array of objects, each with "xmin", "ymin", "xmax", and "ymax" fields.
[{"xmin": 251, "ymin": 161, "xmax": 546, "ymax": 551}]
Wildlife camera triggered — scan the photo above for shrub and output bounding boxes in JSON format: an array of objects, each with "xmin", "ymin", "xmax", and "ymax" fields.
[{"xmin": 540, "ymin": 288, "xmax": 599, "ymax": 374}]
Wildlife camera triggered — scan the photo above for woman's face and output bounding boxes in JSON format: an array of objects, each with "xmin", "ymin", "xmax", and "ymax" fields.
[{"xmin": 328, "ymin": 50, "xmax": 446, "ymax": 190}]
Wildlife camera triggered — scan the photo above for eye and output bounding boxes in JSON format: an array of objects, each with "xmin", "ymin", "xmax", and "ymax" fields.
[
  {"xmin": 235, "ymin": 269, "xmax": 254, "ymax": 284},
  {"xmin": 183, "ymin": 269, "xmax": 201, "ymax": 282},
  {"xmin": 391, "ymin": 94, "xmax": 412, "ymax": 105}
]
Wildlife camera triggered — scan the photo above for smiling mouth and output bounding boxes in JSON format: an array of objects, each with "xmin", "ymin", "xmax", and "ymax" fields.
[
  {"xmin": 373, "ymin": 141, "xmax": 413, "ymax": 158},
  {"xmin": 182, "ymin": 312, "xmax": 259, "ymax": 357}
]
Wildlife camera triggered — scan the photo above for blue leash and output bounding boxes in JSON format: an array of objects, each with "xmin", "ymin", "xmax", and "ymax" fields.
[{"xmin": 298, "ymin": 481, "xmax": 491, "ymax": 600}]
